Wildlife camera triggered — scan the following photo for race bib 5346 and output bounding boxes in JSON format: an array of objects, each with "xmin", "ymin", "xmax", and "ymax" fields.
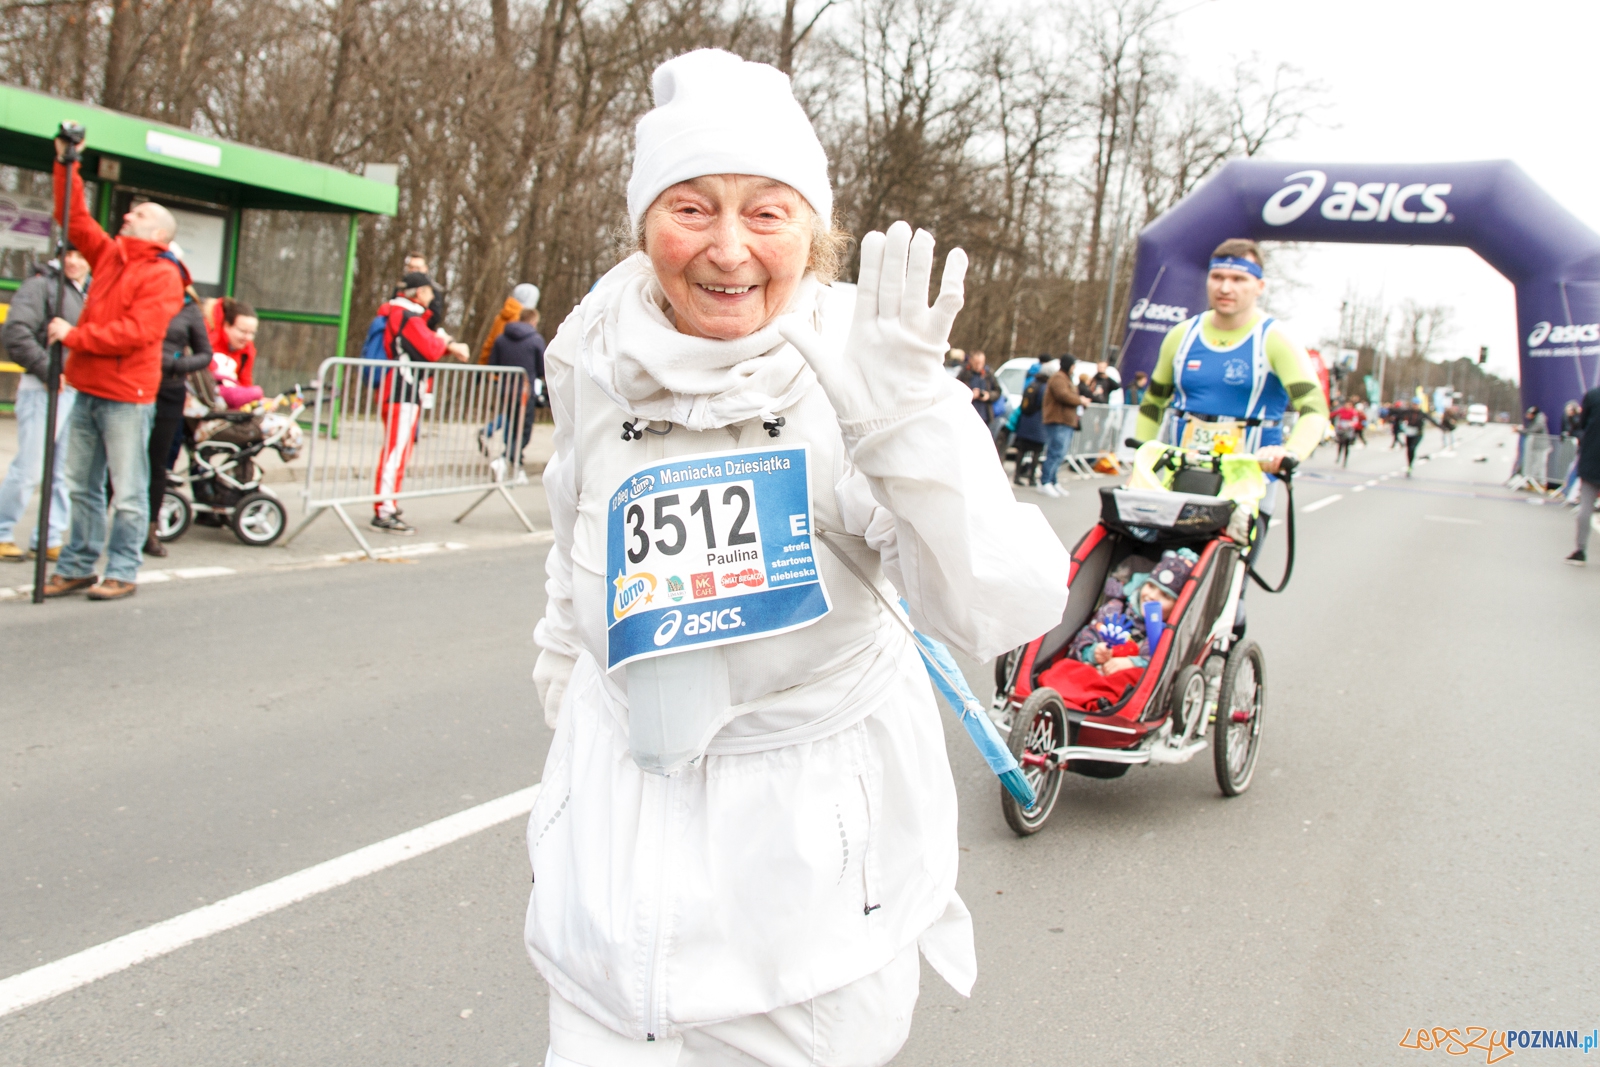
[
  {"xmin": 605, "ymin": 446, "xmax": 830, "ymax": 669},
  {"xmin": 1180, "ymin": 418, "xmax": 1245, "ymax": 455}
]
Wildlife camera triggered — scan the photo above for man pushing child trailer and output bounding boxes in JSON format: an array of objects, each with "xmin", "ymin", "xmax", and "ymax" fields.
[
  {"xmin": 987, "ymin": 238, "xmax": 1327, "ymax": 835},
  {"xmin": 525, "ymin": 48, "xmax": 1070, "ymax": 1066}
]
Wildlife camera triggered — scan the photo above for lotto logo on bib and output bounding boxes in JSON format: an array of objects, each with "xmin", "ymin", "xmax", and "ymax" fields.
[{"xmin": 605, "ymin": 446, "xmax": 831, "ymax": 669}]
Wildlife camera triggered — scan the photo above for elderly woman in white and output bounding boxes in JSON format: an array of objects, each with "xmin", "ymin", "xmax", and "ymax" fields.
[{"xmin": 527, "ymin": 49, "xmax": 1070, "ymax": 1066}]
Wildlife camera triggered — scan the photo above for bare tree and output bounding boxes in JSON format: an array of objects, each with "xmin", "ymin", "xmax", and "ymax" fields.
[
  {"xmin": 1395, "ymin": 299, "xmax": 1453, "ymax": 361},
  {"xmin": 777, "ymin": 0, "xmax": 836, "ymax": 74},
  {"xmin": 0, "ymin": 0, "xmax": 1347, "ymax": 370},
  {"xmin": 1229, "ymin": 56, "xmax": 1324, "ymax": 158}
]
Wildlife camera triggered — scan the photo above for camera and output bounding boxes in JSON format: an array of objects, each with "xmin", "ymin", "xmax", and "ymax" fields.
[{"xmin": 56, "ymin": 121, "xmax": 85, "ymax": 145}]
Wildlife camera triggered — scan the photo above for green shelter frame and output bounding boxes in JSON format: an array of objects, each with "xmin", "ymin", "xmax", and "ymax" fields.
[{"xmin": 0, "ymin": 83, "xmax": 396, "ymax": 406}]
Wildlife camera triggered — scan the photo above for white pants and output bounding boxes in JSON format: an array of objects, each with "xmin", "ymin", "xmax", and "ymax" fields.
[{"xmin": 545, "ymin": 944, "xmax": 920, "ymax": 1067}]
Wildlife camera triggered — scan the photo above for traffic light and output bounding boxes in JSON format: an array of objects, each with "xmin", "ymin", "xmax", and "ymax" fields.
[{"xmin": 1479, "ymin": 345, "xmax": 1488, "ymax": 365}]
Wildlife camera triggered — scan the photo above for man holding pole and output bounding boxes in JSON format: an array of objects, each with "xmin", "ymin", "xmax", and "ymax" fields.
[{"xmin": 40, "ymin": 129, "xmax": 185, "ymax": 601}]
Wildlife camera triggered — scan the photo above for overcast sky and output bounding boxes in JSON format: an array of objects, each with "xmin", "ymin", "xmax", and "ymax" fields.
[{"xmin": 1163, "ymin": 0, "xmax": 1600, "ymax": 381}]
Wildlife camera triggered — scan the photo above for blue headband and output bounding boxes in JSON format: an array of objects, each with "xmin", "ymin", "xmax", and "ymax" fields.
[{"xmin": 1210, "ymin": 255, "xmax": 1262, "ymax": 278}]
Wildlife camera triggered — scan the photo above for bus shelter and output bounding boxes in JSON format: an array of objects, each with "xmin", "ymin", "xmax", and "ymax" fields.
[{"xmin": 0, "ymin": 83, "xmax": 397, "ymax": 407}]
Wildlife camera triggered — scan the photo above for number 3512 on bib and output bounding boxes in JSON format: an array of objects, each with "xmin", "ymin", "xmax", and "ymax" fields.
[{"xmin": 605, "ymin": 445, "xmax": 831, "ymax": 669}]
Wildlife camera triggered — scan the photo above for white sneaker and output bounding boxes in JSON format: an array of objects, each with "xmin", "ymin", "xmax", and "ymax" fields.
[
  {"xmin": 490, "ymin": 457, "xmax": 508, "ymax": 481},
  {"xmin": 1038, "ymin": 483, "xmax": 1061, "ymax": 498}
]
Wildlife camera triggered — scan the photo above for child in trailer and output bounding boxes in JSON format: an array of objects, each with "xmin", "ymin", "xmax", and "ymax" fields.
[{"xmin": 1039, "ymin": 548, "xmax": 1196, "ymax": 707}]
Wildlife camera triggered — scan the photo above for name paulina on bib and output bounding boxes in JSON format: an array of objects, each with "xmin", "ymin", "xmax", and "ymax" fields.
[{"xmin": 604, "ymin": 445, "xmax": 831, "ymax": 669}]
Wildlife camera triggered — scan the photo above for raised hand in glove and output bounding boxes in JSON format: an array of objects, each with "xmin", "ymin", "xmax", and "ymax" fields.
[{"xmin": 778, "ymin": 220, "xmax": 967, "ymax": 428}]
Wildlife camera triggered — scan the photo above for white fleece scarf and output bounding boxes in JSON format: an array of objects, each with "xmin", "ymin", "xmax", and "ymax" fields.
[{"xmin": 582, "ymin": 254, "xmax": 819, "ymax": 432}]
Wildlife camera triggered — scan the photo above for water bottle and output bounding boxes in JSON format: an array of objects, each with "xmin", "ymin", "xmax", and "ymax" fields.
[
  {"xmin": 624, "ymin": 646, "xmax": 730, "ymax": 775},
  {"xmin": 1142, "ymin": 598, "xmax": 1166, "ymax": 650}
]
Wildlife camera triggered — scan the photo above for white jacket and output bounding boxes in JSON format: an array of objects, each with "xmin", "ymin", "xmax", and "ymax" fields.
[{"xmin": 525, "ymin": 257, "xmax": 1070, "ymax": 1040}]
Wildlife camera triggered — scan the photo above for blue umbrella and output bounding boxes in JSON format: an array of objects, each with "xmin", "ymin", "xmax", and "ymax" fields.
[{"xmin": 903, "ymin": 601, "xmax": 1038, "ymax": 809}]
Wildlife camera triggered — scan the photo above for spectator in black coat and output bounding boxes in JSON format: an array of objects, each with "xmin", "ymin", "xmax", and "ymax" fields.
[
  {"xmin": 403, "ymin": 252, "xmax": 447, "ymax": 332},
  {"xmin": 1567, "ymin": 386, "xmax": 1600, "ymax": 565},
  {"xmin": 955, "ymin": 350, "xmax": 1000, "ymax": 429},
  {"xmin": 145, "ymin": 286, "xmax": 213, "ymax": 557},
  {"xmin": 0, "ymin": 252, "xmax": 88, "ymax": 562},
  {"xmin": 486, "ymin": 306, "xmax": 546, "ymax": 472}
]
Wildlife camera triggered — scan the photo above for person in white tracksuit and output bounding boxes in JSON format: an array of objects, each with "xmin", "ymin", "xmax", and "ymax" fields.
[{"xmin": 526, "ymin": 48, "xmax": 1072, "ymax": 1066}]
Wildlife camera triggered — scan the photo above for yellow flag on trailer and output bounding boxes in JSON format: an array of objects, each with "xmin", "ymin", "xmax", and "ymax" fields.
[{"xmin": 1127, "ymin": 442, "xmax": 1269, "ymax": 517}]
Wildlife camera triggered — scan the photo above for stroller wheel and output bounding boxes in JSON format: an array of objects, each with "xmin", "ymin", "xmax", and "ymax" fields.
[
  {"xmin": 156, "ymin": 490, "xmax": 191, "ymax": 542},
  {"xmin": 1168, "ymin": 664, "xmax": 1206, "ymax": 744},
  {"xmin": 231, "ymin": 492, "xmax": 286, "ymax": 547},
  {"xmin": 1001, "ymin": 689, "xmax": 1067, "ymax": 836},
  {"xmin": 992, "ymin": 648, "xmax": 1023, "ymax": 718},
  {"xmin": 1213, "ymin": 641, "xmax": 1265, "ymax": 796}
]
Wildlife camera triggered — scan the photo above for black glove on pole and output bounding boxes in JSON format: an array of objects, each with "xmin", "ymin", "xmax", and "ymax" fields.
[{"xmin": 33, "ymin": 123, "xmax": 81, "ymax": 604}]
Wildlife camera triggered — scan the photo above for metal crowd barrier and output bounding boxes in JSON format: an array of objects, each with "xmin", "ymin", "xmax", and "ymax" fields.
[
  {"xmin": 283, "ymin": 357, "xmax": 537, "ymax": 557},
  {"xmin": 1509, "ymin": 432, "xmax": 1576, "ymax": 492},
  {"xmin": 1061, "ymin": 403, "xmax": 1129, "ymax": 476}
]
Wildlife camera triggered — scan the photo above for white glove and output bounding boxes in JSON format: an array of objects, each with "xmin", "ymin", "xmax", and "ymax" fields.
[
  {"xmin": 532, "ymin": 649, "xmax": 576, "ymax": 730},
  {"xmin": 778, "ymin": 220, "xmax": 967, "ymax": 428}
]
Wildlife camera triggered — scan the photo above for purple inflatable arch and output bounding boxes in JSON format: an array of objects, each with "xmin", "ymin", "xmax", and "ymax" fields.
[{"xmin": 1120, "ymin": 159, "xmax": 1600, "ymax": 421}]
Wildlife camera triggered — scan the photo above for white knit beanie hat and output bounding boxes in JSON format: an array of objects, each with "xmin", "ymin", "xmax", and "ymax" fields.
[
  {"xmin": 627, "ymin": 49, "xmax": 832, "ymax": 230},
  {"xmin": 511, "ymin": 282, "xmax": 540, "ymax": 308}
]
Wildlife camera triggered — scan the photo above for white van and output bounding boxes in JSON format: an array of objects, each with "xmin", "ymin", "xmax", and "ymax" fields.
[{"xmin": 1466, "ymin": 403, "xmax": 1489, "ymax": 425}]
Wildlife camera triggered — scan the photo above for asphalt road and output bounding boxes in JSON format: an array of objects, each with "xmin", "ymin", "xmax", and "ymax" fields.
[{"xmin": 2, "ymin": 423, "xmax": 1594, "ymax": 1066}]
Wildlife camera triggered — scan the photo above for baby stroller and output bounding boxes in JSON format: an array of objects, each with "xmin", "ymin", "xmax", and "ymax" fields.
[
  {"xmin": 154, "ymin": 371, "xmax": 304, "ymax": 547},
  {"xmin": 991, "ymin": 441, "xmax": 1296, "ymax": 835}
]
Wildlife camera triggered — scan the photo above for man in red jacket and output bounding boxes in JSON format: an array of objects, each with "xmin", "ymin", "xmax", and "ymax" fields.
[
  {"xmin": 41, "ymin": 134, "xmax": 185, "ymax": 601},
  {"xmin": 370, "ymin": 273, "xmax": 468, "ymax": 534}
]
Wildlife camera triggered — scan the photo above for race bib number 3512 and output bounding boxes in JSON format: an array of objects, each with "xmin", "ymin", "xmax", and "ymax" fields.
[{"xmin": 605, "ymin": 446, "xmax": 830, "ymax": 669}]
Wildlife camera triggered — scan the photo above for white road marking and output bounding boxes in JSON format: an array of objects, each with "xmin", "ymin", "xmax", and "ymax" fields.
[
  {"xmin": 0, "ymin": 784, "xmax": 541, "ymax": 1018},
  {"xmin": 1424, "ymin": 515, "xmax": 1482, "ymax": 525},
  {"xmin": 1302, "ymin": 494, "xmax": 1343, "ymax": 513},
  {"xmin": 1352, "ymin": 486, "xmax": 1366, "ymax": 492},
  {"xmin": 313, "ymin": 543, "xmax": 460, "ymax": 566},
  {"xmin": 131, "ymin": 566, "xmax": 236, "ymax": 584},
  {"xmin": 171, "ymin": 566, "xmax": 237, "ymax": 579},
  {"xmin": 4, "ymin": 532, "xmax": 552, "ymax": 602}
]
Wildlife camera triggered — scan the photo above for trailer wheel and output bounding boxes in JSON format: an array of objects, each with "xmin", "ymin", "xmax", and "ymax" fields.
[
  {"xmin": 1213, "ymin": 641, "xmax": 1265, "ymax": 796},
  {"xmin": 1002, "ymin": 688, "xmax": 1067, "ymax": 836}
]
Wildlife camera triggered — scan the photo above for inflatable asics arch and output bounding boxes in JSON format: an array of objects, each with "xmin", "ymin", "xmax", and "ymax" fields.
[{"xmin": 1119, "ymin": 159, "xmax": 1600, "ymax": 421}]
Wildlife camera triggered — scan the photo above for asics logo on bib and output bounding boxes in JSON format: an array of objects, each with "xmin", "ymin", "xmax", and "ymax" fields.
[
  {"xmin": 651, "ymin": 607, "xmax": 745, "ymax": 646},
  {"xmin": 1262, "ymin": 170, "xmax": 1453, "ymax": 226},
  {"xmin": 1128, "ymin": 298, "xmax": 1190, "ymax": 323},
  {"xmin": 1527, "ymin": 321, "xmax": 1600, "ymax": 347}
]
